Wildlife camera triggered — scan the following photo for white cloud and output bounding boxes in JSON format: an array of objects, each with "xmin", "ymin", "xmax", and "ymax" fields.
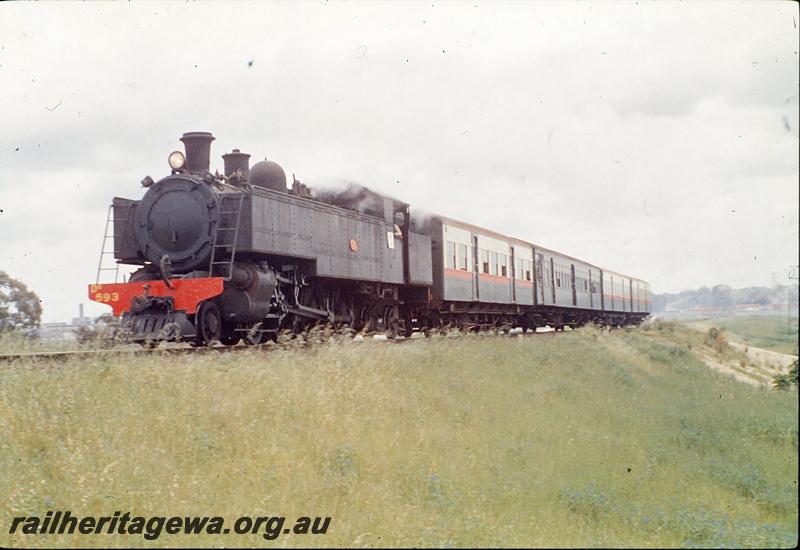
[{"xmin": 0, "ymin": 1, "xmax": 797, "ymax": 321}]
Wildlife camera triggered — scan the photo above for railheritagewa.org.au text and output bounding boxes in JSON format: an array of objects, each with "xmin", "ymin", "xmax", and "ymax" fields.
[{"xmin": 8, "ymin": 511, "xmax": 331, "ymax": 541}]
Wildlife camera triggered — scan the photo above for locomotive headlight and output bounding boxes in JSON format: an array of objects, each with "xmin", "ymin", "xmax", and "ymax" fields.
[{"xmin": 168, "ymin": 151, "xmax": 186, "ymax": 171}]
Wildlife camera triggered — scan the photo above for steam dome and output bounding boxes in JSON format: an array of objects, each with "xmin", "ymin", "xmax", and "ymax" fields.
[{"xmin": 250, "ymin": 160, "xmax": 287, "ymax": 192}]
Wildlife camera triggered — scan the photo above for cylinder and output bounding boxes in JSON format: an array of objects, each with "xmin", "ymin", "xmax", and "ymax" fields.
[
  {"xmin": 222, "ymin": 149, "xmax": 251, "ymax": 181},
  {"xmin": 180, "ymin": 131, "xmax": 215, "ymax": 173}
]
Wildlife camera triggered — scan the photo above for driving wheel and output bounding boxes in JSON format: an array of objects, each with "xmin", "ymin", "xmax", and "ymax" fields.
[{"xmin": 194, "ymin": 301, "xmax": 222, "ymax": 346}]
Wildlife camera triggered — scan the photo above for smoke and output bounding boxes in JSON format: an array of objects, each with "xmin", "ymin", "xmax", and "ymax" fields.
[
  {"xmin": 304, "ymin": 177, "xmax": 400, "ymax": 219},
  {"xmin": 305, "ymin": 175, "xmax": 439, "ymax": 229},
  {"xmin": 303, "ymin": 176, "xmax": 362, "ymax": 194},
  {"xmin": 409, "ymin": 207, "xmax": 438, "ymax": 232}
]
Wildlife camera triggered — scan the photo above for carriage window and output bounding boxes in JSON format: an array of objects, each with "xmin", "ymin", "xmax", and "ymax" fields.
[
  {"xmin": 526, "ymin": 260, "xmax": 532, "ymax": 281},
  {"xmin": 500, "ymin": 254, "xmax": 508, "ymax": 277},
  {"xmin": 481, "ymin": 249, "xmax": 490, "ymax": 274},
  {"xmin": 555, "ymin": 264, "xmax": 570, "ymax": 288},
  {"xmin": 576, "ymin": 270, "xmax": 589, "ymax": 292},
  {"xmin": 445, "ymin": 241, "xmax": 456, "ymax": 269},
  {"xmin": 458, "ymin": 244, "xmax": 469, "ymax": 270},
  {"xmin": 490, "ymin": 252, "xmax": 498, "ymax": 275}
]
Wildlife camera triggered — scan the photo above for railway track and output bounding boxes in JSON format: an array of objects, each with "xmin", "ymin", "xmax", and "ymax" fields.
[
  {"xmin": 0, "ymin": 344, "xmax": 249, "ymax": 363},
  {"xmin": 0, "ymin": 327, "xmax": 563, "ymax": 363}
]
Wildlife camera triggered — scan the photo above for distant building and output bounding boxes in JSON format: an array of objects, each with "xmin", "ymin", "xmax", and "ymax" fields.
[
  {"xmin": 36, "ymin": 303, "xmax": 93, "ymax": 341},
  {"xmin": 71, "ymin": 303, "xmax": 91, "ymax": 327},
  {"xmin": 37, "ymin": 322, "xmax": 79, "ymax": 342}
]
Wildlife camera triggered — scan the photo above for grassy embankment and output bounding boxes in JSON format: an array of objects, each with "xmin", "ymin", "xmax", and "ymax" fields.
[{"xmin": 1, "ymin": 324, "xmax": 797, "ymax": 547}]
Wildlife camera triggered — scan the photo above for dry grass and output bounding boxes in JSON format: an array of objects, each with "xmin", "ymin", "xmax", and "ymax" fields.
[
  {"xmin": 1, "ymin": 328, "xmax": 797, "ymax": 547},
  {"xmin": 687, "ymin": 316, "xmax": 799, "ymax": 356},
  {"xmin": 0, "ymin": 332, "xmax": 86, "ymax": 354}
]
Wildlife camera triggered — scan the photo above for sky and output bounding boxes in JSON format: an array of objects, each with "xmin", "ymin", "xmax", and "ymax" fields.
[{"xmin": 1, "ymin": 1, "xmax": 798, "ymax": 322}]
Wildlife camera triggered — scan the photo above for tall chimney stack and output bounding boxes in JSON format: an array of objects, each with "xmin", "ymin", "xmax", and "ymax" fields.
[{"xmin": 180, "ymin": 131, "xmax": 215, "ymax": 173}]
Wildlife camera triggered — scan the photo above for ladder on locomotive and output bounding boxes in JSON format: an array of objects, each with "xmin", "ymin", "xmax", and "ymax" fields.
[
  {"xmin": 209, "ymin": 194, "xmax": 245, "ymax": 280},
  {"xmin": 96, "ymin": 204, "xmax": 124, "ymax": 284}
]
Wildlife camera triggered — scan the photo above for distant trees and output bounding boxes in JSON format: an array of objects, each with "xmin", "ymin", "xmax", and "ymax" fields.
[
  {"xmin": 652, "ymin": 284, "xmax": 799, "ymax": 313},
  {"xmin": 651, "ymin": 294, "xmax": 669, "ymax": 312},
  {"xmin": 710, "ymin": 285, "xmax": 733, "ymax": 308},
  {"xmin": 0, "ymin": 271, "xmax": 42, "ymax": 332},
  {"xmin": 742, "ymin": 286, "xmax": 771, "ymax": 306},
  {"xmin": 695, "ymin": 286, "xmax": 712, "ymax": 307}
]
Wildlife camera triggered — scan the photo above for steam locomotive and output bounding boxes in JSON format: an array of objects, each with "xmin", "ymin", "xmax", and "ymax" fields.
[{"xmin": 89, "ymin": 132, "xmax": 650, "ymax": 346}]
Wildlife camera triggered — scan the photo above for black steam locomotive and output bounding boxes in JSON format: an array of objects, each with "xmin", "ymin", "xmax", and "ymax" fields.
[{"xmin": 89, "ymin": 132, "xmax": 650, "ymax": 345}]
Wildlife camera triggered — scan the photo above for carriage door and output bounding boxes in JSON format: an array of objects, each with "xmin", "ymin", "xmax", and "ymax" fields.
[
  {"xmin": 472, "ymin": 234, "xmax": 480, "ymax": 301},
  {"xmin": 511, "ymin": 247, "xmax": 517, "ymax": 303},
  {"xmin": 570, "ymin": 264, "xmax": 577, "ymax": 306},
  {"xmin": 630, "ymin": 280, "xmax": 634, "ymax": 312},
  {"xmin": 534, "ymin": 253, "xmax": 544, "ymax": 305},
  {"xmin": 609, "ymin": 275, "xmax": 614, "ymax": 310}
]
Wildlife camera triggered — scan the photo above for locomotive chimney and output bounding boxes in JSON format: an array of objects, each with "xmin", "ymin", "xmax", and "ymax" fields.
[
  {"xmin": 180, "ymin": 131, "xmax": 215, "ymax": 173},
  {"xmin": 222, "ymin": 149, "xmax": 251, "ymax": 181}
]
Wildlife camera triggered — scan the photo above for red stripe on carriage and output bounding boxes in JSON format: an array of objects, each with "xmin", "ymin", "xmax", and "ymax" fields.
[
  {"xmin": 478, "ymin": 273, "xmax": 511, "ymax": 283},
  {"xmin": 444, "ymin": 268, "xmax": 473, "ymax": 279},
  {"xmin": 88, "ymin": 277, "xmax": 225, "ymax": 316}
]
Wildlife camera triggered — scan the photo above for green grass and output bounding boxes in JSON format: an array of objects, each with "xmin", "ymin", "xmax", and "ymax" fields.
[
  {"xmin": 695, "ymin": 316, "xmax": 799, "ymax": 356},
  {"xmin": 1, "ymin": 328, "xmax": 797, "ymax": 547}
]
